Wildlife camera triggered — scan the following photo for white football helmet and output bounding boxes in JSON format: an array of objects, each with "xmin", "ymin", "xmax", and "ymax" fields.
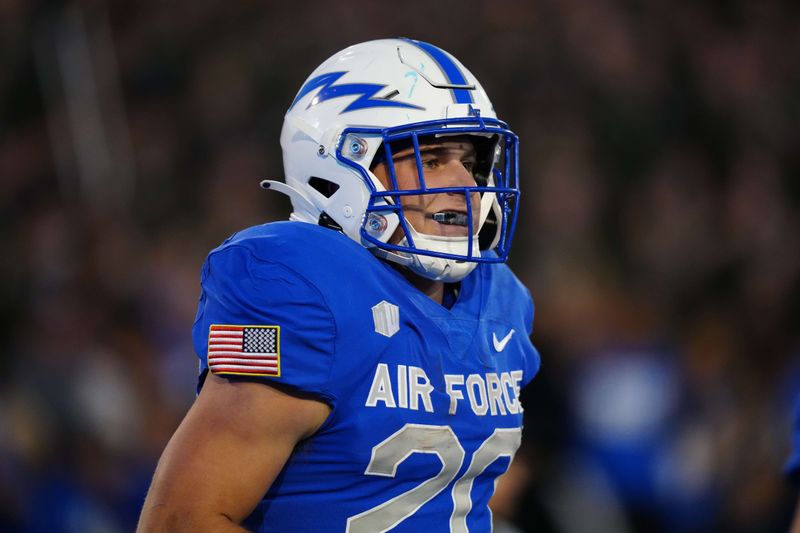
[{"xmin": 263, "ymin": 38, "xmax": 520, "ymax": 282}]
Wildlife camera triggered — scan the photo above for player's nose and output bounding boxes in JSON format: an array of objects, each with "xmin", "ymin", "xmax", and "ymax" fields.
[{"xmin": 443, "ymin": 159, "xmax": 477, "ymax": 188}]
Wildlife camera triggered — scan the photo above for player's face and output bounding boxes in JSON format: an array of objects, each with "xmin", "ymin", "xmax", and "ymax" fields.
[{"xmin": 372, "ymin": 139, "xmax": 481, "ymax": 239}]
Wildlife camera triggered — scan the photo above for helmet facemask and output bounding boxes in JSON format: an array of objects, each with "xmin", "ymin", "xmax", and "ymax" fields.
[{"xmin": 335, "ymin": 116, "xmax": 520, "ymax": 282}]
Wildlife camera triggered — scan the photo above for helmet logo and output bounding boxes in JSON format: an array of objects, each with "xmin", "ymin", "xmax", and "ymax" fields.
[{"xmin": 289, "ymin": 71, "xmax": 424, "ymax": 114}]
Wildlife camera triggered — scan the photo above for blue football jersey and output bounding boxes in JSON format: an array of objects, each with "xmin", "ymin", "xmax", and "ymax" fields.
[
  {"xmin": 786, "ymin": 392, "xmax": 800, "ymax": 483},
  {"xmin": 192, "ymin": 221, "xmax": 541, "ymax": 532}
]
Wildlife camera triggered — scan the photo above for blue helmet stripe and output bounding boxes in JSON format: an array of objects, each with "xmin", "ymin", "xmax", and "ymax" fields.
[{"xmin": 403, "ymin": 39, "xmax": 474, "ymax": 104}]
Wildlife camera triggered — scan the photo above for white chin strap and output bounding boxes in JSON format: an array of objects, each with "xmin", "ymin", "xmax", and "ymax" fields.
[{"xmin": 381, "ymin": 225, "xmax": 480, "ymax": 283}]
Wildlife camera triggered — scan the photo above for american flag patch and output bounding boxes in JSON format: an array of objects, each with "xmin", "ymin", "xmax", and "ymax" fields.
[{"xmin": 208, "ymin": 325, "xmax": 280, "ymax": 377}]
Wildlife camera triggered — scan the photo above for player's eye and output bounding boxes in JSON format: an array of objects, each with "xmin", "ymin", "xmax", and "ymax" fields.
[
  {"xmin": 421, "ymin": 157, "xmax": 439, "ymax": 170},
  {"xmin": 462, "ymin": 159, "xmax": 476, "ymax": 173}
]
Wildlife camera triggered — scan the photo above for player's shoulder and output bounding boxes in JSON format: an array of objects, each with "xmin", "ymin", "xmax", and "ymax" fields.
[
  {"xmin": 210, "ymin": 221, "xmax": 368, "ymax": 271},
  {"xmin": 474, "ymin": 259, "xmax": 534, "ymax": 323},
  {"xmin": 479, "ymin": 259, "xmax": 531, "ymax": 301},
  {"xmin": 216, "ymin": 220, "xmax": 361, "ymax": 256},
  {"xmin": 203, "ymin": 221, "xmax": 380, "ymax": 298}
]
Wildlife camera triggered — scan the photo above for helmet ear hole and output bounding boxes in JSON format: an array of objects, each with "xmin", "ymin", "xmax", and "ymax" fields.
[{"xmin": 308, "ymin": 177, "xmax": 340, "ymax": 198}]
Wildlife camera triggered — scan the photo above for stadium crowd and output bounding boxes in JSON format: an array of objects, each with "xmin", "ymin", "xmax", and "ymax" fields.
[{"xmin": 1, "ymin": 1, "xmax": 798, "ymax": 531}]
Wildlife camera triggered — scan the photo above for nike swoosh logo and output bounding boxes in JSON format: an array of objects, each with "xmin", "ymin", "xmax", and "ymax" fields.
[{"xmin": 492, "ymin": 329, "xmax": 516, "ymax": 352}]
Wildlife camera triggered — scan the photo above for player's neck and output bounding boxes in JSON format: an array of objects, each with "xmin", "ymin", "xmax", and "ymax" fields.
[
  {"xmin": 417, "ymin": 277, "xmax": 445, "ymax": 305},
  {"xmin": 393, "ymin": 265, "xmax": 445, "ymax": 305}
]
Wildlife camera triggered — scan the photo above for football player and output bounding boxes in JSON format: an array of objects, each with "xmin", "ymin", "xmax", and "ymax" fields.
[{"xmin": 137, "ymin": 38, "xmax": 540, "ymax": 532}]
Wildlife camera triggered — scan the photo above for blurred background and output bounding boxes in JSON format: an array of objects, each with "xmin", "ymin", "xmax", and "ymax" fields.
[{"xmin": 1, "ymin": 0, "xmax": 799, "ymax": 531}]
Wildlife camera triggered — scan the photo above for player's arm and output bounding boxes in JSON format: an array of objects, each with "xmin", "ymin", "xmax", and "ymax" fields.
[
  {"xmin": 791, "ymin": 502, "xmax": 800, "ymax": 533},
  {"xmin": 137, "ymin": 373, "xmax": 331, "ymax": 533}
]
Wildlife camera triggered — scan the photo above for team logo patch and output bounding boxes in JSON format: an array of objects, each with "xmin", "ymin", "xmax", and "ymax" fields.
[
  {"xmin": 208, "ymin": 325, "xmax": 280, "ymax": 377},
  {"xmin": 372, "ymin": 300, "xmax": 400, "ymax": 338}
]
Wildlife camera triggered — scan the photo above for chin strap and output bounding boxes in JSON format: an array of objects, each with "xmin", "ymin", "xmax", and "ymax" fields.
[
  {"xmin": 317, "ymin": 212, "xmax": 344, "ymax": 232},
  {"xmin": 371, "ymin": 246, "xmax": 414, "ymax": 267}
]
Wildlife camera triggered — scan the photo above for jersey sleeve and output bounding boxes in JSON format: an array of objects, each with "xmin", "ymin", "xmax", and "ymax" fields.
[
  {"xmin": 524, "ymin": 286, "xmax": 535, "ymax": 337},
  {"xmin": 192, "ymin": 243, "xmax": 337, "ymax": 406},
  {"xmin": 518, "ymin": 283, "xmax": 541, "ymax": 387},
  {"xmin": 786, "ymin": 393, "xmax": 800, "ymax": 483}
]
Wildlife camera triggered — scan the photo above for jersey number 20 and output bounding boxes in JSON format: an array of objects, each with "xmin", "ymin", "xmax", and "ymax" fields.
[{"xmin": 346, "ymin": 424, "xmax": 521, "ymax": 532}]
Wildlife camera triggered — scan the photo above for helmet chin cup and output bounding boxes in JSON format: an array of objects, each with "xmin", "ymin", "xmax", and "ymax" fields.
[
  {"xmin": 402, "ymin": 244, "xmax": 479, "ymax": 283},
  {"xmin": 390, "ymin": 225, "xmax": 479, "ymax": 282}
]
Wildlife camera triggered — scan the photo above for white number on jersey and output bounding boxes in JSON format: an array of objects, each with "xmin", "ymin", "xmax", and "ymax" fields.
[{"xmin": 346, "ymin": 424, "xmax": 522, "ymax": 532}]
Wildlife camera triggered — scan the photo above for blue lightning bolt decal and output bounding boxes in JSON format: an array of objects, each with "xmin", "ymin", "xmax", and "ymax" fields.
[{"xmin": 289, "ymin": 71, "xmax": 424, "ymax": 114}]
